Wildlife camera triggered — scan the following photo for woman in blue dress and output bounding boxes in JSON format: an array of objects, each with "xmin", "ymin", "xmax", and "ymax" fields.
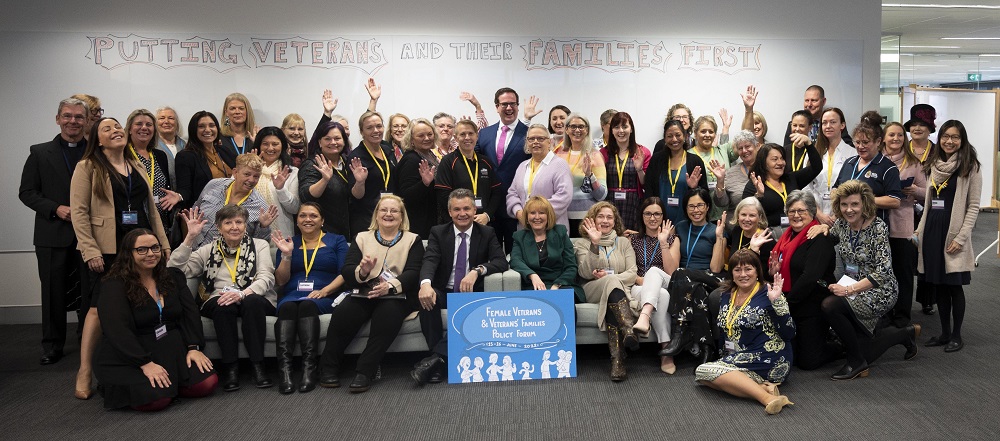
[
  {"xmin": 271, "ymin": 202, "xmax": 348, "ymax": 394},
  {"xmin": 695, "ymin": 249, "xmax": 795, "ymax": 415}
]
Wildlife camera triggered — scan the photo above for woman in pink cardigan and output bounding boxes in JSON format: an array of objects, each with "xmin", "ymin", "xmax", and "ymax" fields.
[{"xmin": 506, "ymin": 124, "xmax": 574, "ymax": 230}]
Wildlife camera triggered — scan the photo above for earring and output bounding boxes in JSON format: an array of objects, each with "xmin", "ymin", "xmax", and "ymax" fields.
[{"xmin": 224, "ymin": 116, "xmax": 230, "ymax": 127}]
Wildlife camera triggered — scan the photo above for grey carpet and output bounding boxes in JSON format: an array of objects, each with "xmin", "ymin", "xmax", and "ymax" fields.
[{"xmin": 3, "ymin": 213, "xmax": 1000, "ymax": 440}]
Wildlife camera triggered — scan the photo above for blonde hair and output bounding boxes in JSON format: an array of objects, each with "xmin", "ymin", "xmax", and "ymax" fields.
[
  {"xmin": 521, "ymin": 196, "xmax": 557, "ymax": 230},
  {"xmin": 220, "ymin": 93, "xmax": 256, "ymax": 137},
  {"xmin": 234, "ymin": 152, "xmax": 264, "ymax": 171},
  {"xmin": 402, "ymin": 118, "xmax": 438, "ymax": 152},
  {"xmin": 385, "ymin": 113, "xmax": 410, "ymax": 144},
  {"xmin": 367, "ymin": 194, "xmax": 410, "ymax": 232},
  {"xmin": 831, "ymin": 180, "xmax": 877, "ymax": 221}
]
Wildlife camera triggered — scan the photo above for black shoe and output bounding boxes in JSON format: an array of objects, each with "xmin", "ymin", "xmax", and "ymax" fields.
[
  {"xmin": 428, "ymin": 365, "xmax": 445, "ymax": 384},
  {"xmin": 659, "ymin": 322, "xmax": 691, "ymax": 357},
  {"xmin": 349, "ymin": 373, "xmax": 371, "ymax": 393},
  {"xmin": 925, "ymin": 336, "xmax": 950, "ymax": 347},
  {"xmin": 410, "ymin": 354, "xmax": 445, "ymax": 386},
  {"xmin": 222, "ymin": 364, "xmax": 240, "ymax": 392},
  {"xmin": 39, "ymin": 349, "xmax": 63, "ymax": 365},
  {"xmin": 944, "ymin": 338, "xmax": 964, "ymax": 353},
  {"xmin": 274, "ymin": 320, "xmax": 296, "ymax": 395},
  {"xmin": 904, "ymin": 324, "xmax": 921, "ymax": 360},
  {"xmin": 319, "ymin": 372, "xmax": 340, "ymax": 388},
  {"xmin": 921, "ymin": 305, "xmax": 936, "ymax": 315},
  {"xmin": 297, "ymin": 316, "xmax": 320, "ymax": 393},
  {"xmin": 831, "ymin": 362, "xmax": 869, "ymax": 380},
  {"xmin": 251, "ymin": 362, "xmax": 273, "ymax": 388}
]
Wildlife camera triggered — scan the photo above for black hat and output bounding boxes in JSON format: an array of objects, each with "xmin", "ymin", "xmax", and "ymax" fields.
[{"xmin": 903, "ymin": 104, "xmax": 936, "ymax": 134}]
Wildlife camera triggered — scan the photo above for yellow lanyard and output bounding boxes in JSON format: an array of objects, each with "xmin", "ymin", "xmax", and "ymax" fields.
[
  {"xmin": 910, "ymin": 140, "xmax": 930, "ymax": 163},
  {"xmin": 301, "ymin": 232, "xmax": 325, "ymax": 280},
  {"xmin": 825, "ymin": 149, "xmax": 837, "ymax": 189},
  {"xmin": 737, "ymin": 228, "xmax": 758, "ymax": 250},
  {"xmin": 668, "ymin": 155, "xmax": 684, "ymax": 195},
  {"xmin": 461, "ymin": 153, "xmax": 480, "ymax": 197},
  {"xmin": 128, "ymin": 145, "xmax": 155, "ymax": 188},
  {"xmin": 365, "ymin": 142, "xmax": 391, "ymax": 191},
  {"xmin": 930, "ymin": 177, "xmax": 948, "ymax": 195},
  {"xmin": 790, "ymin": 144, "xmax": 806, "ymax": 172},
  {"xmin": 725, "ymin": 282, "xmax": 759, "ymax": 336},
  {"xmin": 615, "ymin": 152, "xmax": 629, "ymax": 188},
  {"xmin": 567, "ymin": 150, "xmax": 585, "ymax": 172},
  {"xmin": 217, "ymin": 243, "xmax": 242, "ymax": 283},
  {"xmin": 224, "ymin": 182, "xmax": 251, "ymax": 206},
  {"xmin": 527, "ymin": 159, "xmax": 542, "ymax": 194},
  {"xmin": 766, "ymin": 181, "xmax": 787, "ymax": 204},
  {"xmin": 900, "ymin": 156, "xmax": 908, "ymax": 172}
]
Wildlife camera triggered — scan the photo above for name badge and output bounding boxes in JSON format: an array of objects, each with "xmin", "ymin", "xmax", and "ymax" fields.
[
  {"xmin": 223, "ymin": 284, "xmax": 240, "ymax": 293},
  {"xmin": 153, "ymin": 195, "xmax": 160, "ymax": 204},
  {"xmin": 780, "ymin": 216, "xmax": 789, "ymax": 227},
  {"xmin": 667, "ymin": 197, "xmax": 680, "ymax": 207},
  {"xmin": 605, "ymin": 268, "xmax": 616, "ymax": 275},
  {"xmin": 480, "ymin": 168, "xmax": 489, "ymax": 177},
  {"xmin": 724, "ymin": 340, "xmax": 737, "ymax": 354},
  {"xmin": 474, "ymin": 198, "xmax": 483, "ymax": 208},
  {"xmin": 822, "ymin": 192, "xmax": 831, "ymax": 201},
  {"xmin": 614, "ymin": 192, "xmax": 627, "ymax": 200},
  {"xmin": 708, "ymin": 181, "xmax": 717, "ymax": 190},
  {"xmin": 154, "ymin": 324, "xmax": 167, "ymax": 340},
  {"xmin": 845, "ymin": 263, "xmax": 859, "ymax": 278},
  {"xmin": 380, "ymin": 192, "xmax": 392, "ymax": 198},
  {"xmin": 298, "ymin": 281, "xmax": 315, "ymax": 291},
  {"xmin": 931, "ymin": 199, "xmax": 945, "ymax": 210},
  {"xmin": 122, "ymin": 211, "xmax": 138, "ymax": 225}
]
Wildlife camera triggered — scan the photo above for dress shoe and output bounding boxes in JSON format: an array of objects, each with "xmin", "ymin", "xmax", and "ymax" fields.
[
  {"xmin": 633, "ymin": 312, "xmax": 651, "ymax": 337},
  {"xmin": 251, "ymin": 362, "xmax": 274, "ymax": 388},
  {"xmin": 944, "ymin": 338, "xmax": 964, "ymax": 353},
  {"xmin": 831, "ymin": 362, "xmax": 869, "ymax": 380},
  {"xmin": 222, "ymin": 364, "xmax": 240, "ymax": 392},
  {"xmin": 765, "ymin": 396, "xmax": 794, "ymax": 415},
  {"xmin": 924, "ymin": 336, "xmax": 950, "ymax": 347},
  {"xmin": 904, "ymin": 324, "xmax": 921, "ymax": 361},
  {"xmin": 921, "ymin": 305, "xmax": 935, "ymax": 315},
  {"xmin": 40, "ymin": 350, "xmax": 63, "ymax": 365},
  {"xmin": 428, "ymin": 366, "xmax": 445, "ymax": 384},
  {"xmin": 349, "ymin": 373, "xmax": 371, "ymax": 393},
  {"xmin": 410, "ymin": 354, "xmax": 445, "ymax": 385},
  {"xmin": 319, "ymin": 372, "xmax": 340, "ymax": 388},
  {"xmin": 74, "ymin": 388, "xmax": 95, "ymax": 400},
  {"xmin": 660, "ymin": 356, "xmax": 676, "ymax": 375}
]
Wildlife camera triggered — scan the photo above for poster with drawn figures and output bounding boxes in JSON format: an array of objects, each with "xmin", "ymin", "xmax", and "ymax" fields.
[{"xmin": 447, "ymin": 289, "xmax": 576, "ymax": 384}]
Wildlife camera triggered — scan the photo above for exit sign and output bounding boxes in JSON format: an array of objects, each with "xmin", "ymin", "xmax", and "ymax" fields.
[{"xmin": 968, "ymin": 73, "xmax": 982, "ymax": 81}]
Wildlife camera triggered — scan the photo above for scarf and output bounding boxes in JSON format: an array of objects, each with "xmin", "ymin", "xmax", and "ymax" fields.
[
  {"xmin": 199, "ymin": 233, "xmax": 257, "ymax": 302},
  {"xmin": 929, "ymin": 153, "xmax": 960, "ymax": 192},
  {"xmin": 771, "ymin": 219, "xmax": 818, "ymax": 291},
  {"xmin": 596, "ymin": 231, "xmax": 618, "ymax": 248},
  {"xmin": 288, "ymin": 141, "xmax": 308, "ymax": 168}
]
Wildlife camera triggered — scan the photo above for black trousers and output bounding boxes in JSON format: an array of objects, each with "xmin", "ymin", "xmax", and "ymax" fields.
[
  {"xmin": 320, "ymin": 296, "xmax": 413, "ymax": 377},
  {"xmin": 418, "ymin": 288, "xmax": 449, "ymax": 356},
  {"xmin": 201, "ymin": 294, "xmax": 276, "ymax": 364},
  {"xmin": 822, "ymin": 296, "xmax": 909, "ymax": 366},
  {"xmin": 791, "ymin": 312, "xmax": 840, "ymax": 370},
  {"xmin": 888, "ymin": 238, "xmax": 916, "ymax": 327},
  {"xmin": 35, "ymin": 245, "xmax": 82, "ymax": 352}
]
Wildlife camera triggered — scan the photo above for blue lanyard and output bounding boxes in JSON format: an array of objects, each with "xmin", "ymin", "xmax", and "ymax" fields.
[
  {"xmin": 642, "ymin": 236, "xmax": 660, "ymax": 272},
  {"xmin": 126, "ymin": 165, "xmax": 133, "ymax": 211},
  {"xmin": 850, "ymin": 156, "xmax": 874, "ymax": 181},
  {"xmin": 231, "ymin": 137, "xmax": 246, "ymax": 155},
  {"xmin": 154, "ymin": 288, "xmax": 163, "ymax": 325},
  {"xmin": 602, "ymin": 242, "xmax": 617, "ymax": 268},
  {"xmin": 685, "ymin": 223, "xmax": 708, "ymax": 265}
]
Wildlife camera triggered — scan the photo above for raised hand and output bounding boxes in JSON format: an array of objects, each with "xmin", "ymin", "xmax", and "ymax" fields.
[
  {"xmin": 322, "ymin": 89, "xmax": 338, "ymax": 116},
  {"xmin": 708, "ymin": 158, "xmax": 727, "ymax": 181},
  {"xmin": 181, "ymin": 207, "xmax": 208, "ymax": 241},
  {"xmin": 460, "ymin": 91, "xmax": 482, "ymax": 112},
  {"xmin": 685, "ymin": 165, "xmax": 703, "ymax": 188},
  {"xmin": 768, "ymin": 249, "xmax": 781, "ymax": 276},
  {"xmin": 749, "ymin": 228, "xmax": 774, "ymax": 251},
  {"xmin": 350, "ymin": 157, "xmax": 368, "ymax": 182},
  {"xmin": 314, "ymin": 156, "xmax": 334, "ymax": 181},
  {"xmin": 749, "ymin": 172, "xmax": 766, "ymax": 197},
  {"xmin": 258, "ymin": 204, "xmax": 279, "ymax": 228},
  {"xmin": 271, "ymin": 229, "xmax": 294, "ymax": 256},
  {"xmin": 632, "ymin": 148, "xmax": 644, "ymax": 171},
  {"xmin": 658, "ymin": 219, "xmax": 675, "ymax": 244},
  {"xmin": 249, "ymin": 124, "xmax": 261, "ymax": 142},
  {"xmin": 715, "ymin": 211, "xmax": 728, "ymax": 239},
  {"xmin": 719, "ymin": 108, "xmax": 733, "ymax": 129},
  {"xmin": 418, "ymin": 159, "xmax": 436, "ymax": 186},
  {"xmin": 359, "ymin": 255, "xmax": 379, "ymax": 278},
  {"xmin": 523, "ymin": 95, "xmax": 541, "ymax": 120},
  {"xmin": 741, "ymin": 85, "xmax": 758, "ymax": 109},
  {"xmin": 790, "ymin": 133, "xmax": 811, "ymax": 147},
  {"xmin": 581, "ymin": 217, "xmax": 602, "ymax": 245},
  {"xmin": 272, "ymin": 165, "xmax": 291, "ymax": 190},
  {"xmin": 365, "ymin": 77, "xmax": 382, "ymax": 101},
  {"xmin": 581, "ymin": 154, "xmax": 592, "ymax": 176},
  {"xmin": 768, "ymin": 273, "xmax": 784, "ymax": 301}
]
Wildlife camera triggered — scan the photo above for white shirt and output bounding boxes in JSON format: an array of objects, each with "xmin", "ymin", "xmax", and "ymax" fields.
[
  {"xmin": 496, "ymin": 122, "xmax": 517, "ymax": 158},
  {"xmin": 805, "ymin": 142, "xmax": 855, "ymax": 216},
  {"xmin": 420, "ymin": 224, "xmax": 482, "ymax": 291},
  {"xmin": 521, "ymin": 151, "xmax": 555, "ymax": 193}
]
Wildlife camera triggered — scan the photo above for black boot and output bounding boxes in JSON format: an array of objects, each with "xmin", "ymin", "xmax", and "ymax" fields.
[
  {"xmin": 297, "ymin": 316, "xmax": 320, "ymax": 393},
  {"xmin": 275, "ymin": 319, "xmax": 296, "ymax": 394},
  {"xmin": 659, "ymin": 318, "xmax": 690, "ymax": 357},
  {"xmin": 221, "ymin": 363, "xmax": 240, "ymax": 392},
  {"xmin": 252, "ymin": 362, "xmax": 274, "ymax": 388}
]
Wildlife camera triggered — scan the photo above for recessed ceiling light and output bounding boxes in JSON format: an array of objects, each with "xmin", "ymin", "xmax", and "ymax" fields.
[
  {"xmin": 885, "ymin": 3, "xmax": 1000, "ymax": 9},
  {"xmin": 980, "ymin": 54, "xmax": 1000, "ymax": 57},
  {"xmin": 941, "ymin": 37, "xmax": 1000, "ymax": 40}
]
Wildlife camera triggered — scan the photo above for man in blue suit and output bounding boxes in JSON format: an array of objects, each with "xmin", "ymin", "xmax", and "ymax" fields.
[{"xmin": 475, "ymin": 87, "xmax": 529, "ymax": 253}]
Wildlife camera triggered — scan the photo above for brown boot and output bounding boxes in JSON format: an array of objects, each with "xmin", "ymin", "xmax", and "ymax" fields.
[
  {"xmin": 608, "ymin": 297, "xmax": 639, "ymax": 351},
  {"xmin": 607, "ymin": 325, "xmax": 627, "ymax": 382}
]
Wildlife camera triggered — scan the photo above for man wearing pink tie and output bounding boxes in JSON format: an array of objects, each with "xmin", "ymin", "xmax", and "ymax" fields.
[{"xmin": 475, "ymin": 87, "xmax": 529, "ymax": 253}]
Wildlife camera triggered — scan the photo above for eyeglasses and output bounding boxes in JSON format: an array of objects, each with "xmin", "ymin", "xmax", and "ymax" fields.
[
  {"xmin": 526, "ymin": 136, "xmax": 549, "ymax": 143},
  {"xmin": 497, "ymin": 102, "xmax": 518, "ymax": 108},
  {"xmin": 377, "ymin": 208, "xmax": 401, "ymax": 215},
  {"xmin": 687, "ymin": 203, "xmax": 707, "ymax": 210},
  {"xmin": 787, "ymin": 209, "xmax": 810, "ymax": 217},
  {"xmin": 133, "ymin": 245, "xmax": 162, "ymax": 255},
  {"xmin": 939, "ymin": 134, "xmax": 961, "ymax": 142},
  {"xmin": 91, "ymin": 108, "xmax": 105, "ymax": 117},
  {"xmin": 642, "ymin": 211, "xmax": 663, "ymax": 218},
  {"xmin": 672, "ymin": 115, "xmax": 690, "ymax": 121},
  {"xmin": 567, "ymin": 124, "xmax": 588, "ymax": 131}
]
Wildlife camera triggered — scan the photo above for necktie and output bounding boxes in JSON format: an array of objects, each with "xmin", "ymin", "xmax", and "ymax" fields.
[
  {"xmin": 497, "ymin": 125, "xmax": 509, "ymax": 163},
  {"xmin": 454, "ymin": 232, "xmax": 468, "ymax": 290}
]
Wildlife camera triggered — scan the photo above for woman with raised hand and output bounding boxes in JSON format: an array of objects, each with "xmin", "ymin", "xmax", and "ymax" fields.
[
  {"xmin": 743, "ymin": 142, "xmax": 821, "ymax": 235},
  {"xmin": 644, "ymin": 120, "xmax": 707, "ymax": 225},
  {"xmin": 695, "ymin": 249, "xmax": 794, "ymax": 415},
  {"xmin": 169, "ymin": 205, "xmax": 276, "ymax": 392},
  {"xmin": 554, "ymin": 113, "xmax": 607, "ymax": 236},
  {"xmin": 574, "ymin": 202, "xmax": 638, "ymax": 381},
  {"xmin": 709, "ymin": 130, "xmax": 759, "ymax": 220},
  {"xmin": 252, "ymin": 127, "xmax": 299, "ymax": 239},
  {"xmin": 689, "ymin": 115, "xmax": 737, "ymax": 222},
  {"xmin": 629, "ymin": 197, "xmax": 681, "ymax": 374},
  {"xmin": 190, "ymin": 153, "xmax": 278, "ymax": 248},
  {"xmin": 95, "ymin": 229, "xmax": 217, "ymax": 411},
  {"xmin": 271, "ymin": 203, "xmax": 348, "ymax": 394},
  {"xmin": 350, "ymin": 111, "xmax": 398, "ymax": 236},
  {"xmin": 600, "ymin": 112, "xmax": 651, "ymax": 232},
  {"xmin": 298, "ymin": 121, "xmax": 365, "ymax": 238},
  {"xmin": 917, "ymin": 120, "xmax": 981, "ymax": 353},
  {"xmin": 396, "ymin": 118, "xmax": 440, "ymax": 238}
]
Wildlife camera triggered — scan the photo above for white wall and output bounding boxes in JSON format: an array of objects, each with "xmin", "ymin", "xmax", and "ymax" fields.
[{"xmin": 0, "ymin": 0, "xmax": 882, "ymax": 319}]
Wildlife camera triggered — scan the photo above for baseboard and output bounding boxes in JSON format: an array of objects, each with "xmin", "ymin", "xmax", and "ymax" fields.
[{"xmin": 0, "ymin": 306, "xmax": 78, "ymax": 325}]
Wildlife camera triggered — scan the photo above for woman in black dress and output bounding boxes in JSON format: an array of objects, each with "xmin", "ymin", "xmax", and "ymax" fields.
[
  {"xmin": 95, "ymin": 229, "xmax": 217, "ymax": 411},
  {"xmin": 396, "ymin": 118, "xmax": 440, "ymax": 238},
  {"xmin": 298, "ymin": 121, "xmax": 366, "ymax": 238},
  {"xmin": 349, "ymin": 111, "xmax": 398, "ymax": 236},
  {"xmin": 743, "ymin": 143, "xmax": 821, "ymax": 235}
]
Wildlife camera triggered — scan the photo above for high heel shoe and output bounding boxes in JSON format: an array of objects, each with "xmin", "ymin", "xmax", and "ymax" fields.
[
  {"xmin": 903, "ymin": 324, "xmax": 921, "ymax": 360},
  {"xmin": 74, "ymin": 371, "xmax": 94, "ymax": 400},
  {"xmin": 632, "ymin": 312, "xmax": 651, "ymax": 338},
  {"xmin": 765, "ymin": 396, "xmax": 793, "ymax": 415},
  {"xmin": 660, "ymin": 355, "xmax": 676, "ymax": 375},
  {"xmin": 831, "ymin": 362, "xmax": 869, "ymax": 380}
]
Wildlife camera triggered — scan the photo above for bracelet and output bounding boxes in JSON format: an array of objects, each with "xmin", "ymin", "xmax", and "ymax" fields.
[{"xmin": 239, "ymin": 291, "xmax": 247, "ymax": 300}]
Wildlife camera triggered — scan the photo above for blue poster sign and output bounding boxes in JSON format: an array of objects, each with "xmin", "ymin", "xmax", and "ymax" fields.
[{"xmin": 447, "ymin": 289, "xmax": 576, "ymax": 383}]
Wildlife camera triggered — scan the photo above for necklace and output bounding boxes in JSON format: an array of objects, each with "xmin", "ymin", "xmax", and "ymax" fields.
[
  {"xmin": 375, "ymin": 230, "xmax": 402, "ymax": 247},
  {"xmin": 535, "ymin": 239, "xmax": 547, "ymax": 254}
]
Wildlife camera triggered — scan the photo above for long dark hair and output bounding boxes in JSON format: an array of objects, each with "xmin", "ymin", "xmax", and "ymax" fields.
[
  {"xmin": 252, "ymin": 126, "xmax": 292, "ymax": 167},
  {"xmin": 749, "ymin": 143, "xmax": 787, "ymax": 182},
  {"xmin": 662, "ymin": 119, "xmax": 689, "ymax": 153},
  {"xmin": 308, "ymin": 121, "xmax": 352, "ymax": 160},
  {"xmin": 183, "ymin": 111, "xmax": 220, "ymax": 157},
  {"xmin": 923, "ymin": 119, "xmax": 981, "ymax": 178},
  {"xmin": 104, "ymin": 229, "xmax": 175, "ymax": 306},
  {"xmin": 82, "ymin": 117, "xmax": 125, "ymax": 202},
  {"xmin": 637, "ymin": 197, "xmax": 665, "ymax": 232},
  {"xmin": 607, "ymin": 112, "xmax": 638, "ymax": 156}
]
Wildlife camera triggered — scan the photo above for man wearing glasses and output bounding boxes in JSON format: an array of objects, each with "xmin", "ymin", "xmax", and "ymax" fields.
[
  {"xmin": 19, "ymin": 98, "xmax": 90, "ymax": 365},
  {"xmin": 476, "ymin": 87, "xmax": 529, "ymax": 253}
]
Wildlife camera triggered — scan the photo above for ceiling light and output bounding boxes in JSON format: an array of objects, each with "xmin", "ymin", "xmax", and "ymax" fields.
[
  {"xmin": 899, "ymin": 45, "xmax": 960, "ymax": 49},
  {"xmin": 980, "ymin": 54, "xmax": 1000, "ymax": 57},
  {"xmin": 882, "ymin": 54, "xmax": 900, "ymax": 62},
  {"xmin": 941, "ymin": 37, "xmax": 1000, "ymax": 40},
  {"xmin": 885, "ymin": 4, "xmax": 1000, "ymax": 9}
]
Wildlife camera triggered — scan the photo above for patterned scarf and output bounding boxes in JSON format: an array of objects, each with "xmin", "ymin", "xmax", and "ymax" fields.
[
  {"xmin": 929, "ymin": 152, "xmax": 960, "ymax": 191},
  {"xmin": 199, "ymin": 233, "xmax": 257, "ymax": 301}
]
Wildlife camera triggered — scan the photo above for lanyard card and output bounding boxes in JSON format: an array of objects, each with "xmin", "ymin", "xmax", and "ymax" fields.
[
  {"xmin": 666, "ymin": 197, "xmax": 680, "ymax": 207},
  {"xmin": 474, "ymin": 198, "xmax": 483, "ymax": 208},
  {"xmin": 122, "ymin": 211, "xmax": 138, "ymax": 225},
  {"xmin": 931, "ymin": 199, "xmax": 945, "ymax": 210},
  {"xmin": 614, "ymin": 192, "xmax": 627, "ymax": 200},
  {"xmin": 780, "ymin": 216, "xmax": 789, "ymax": 227},
  {"xmin": 298, "ymin": 281, "xmax": 315, "ymax": 291},
  {"xmin": 154, "ymin": 324, "xmax": 167, "ymax": 340}
]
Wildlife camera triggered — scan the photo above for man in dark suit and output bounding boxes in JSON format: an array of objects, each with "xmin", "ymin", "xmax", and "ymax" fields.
[
  {"xmin": 410, "ymin": 189, "xmax": 508, "ymax": 385},
  {"xmin": 18, "ymin": 98, "xmax": 89, "ymax": 365},
  {"xmin": 475, "ymin": 87, "xmax": 529, "ymax": 253}
]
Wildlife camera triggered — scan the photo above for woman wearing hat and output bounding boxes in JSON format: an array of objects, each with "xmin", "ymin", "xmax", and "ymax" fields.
[{"xmin": 904, "ymin": 104, "xmax": 936, "ymax": 166}]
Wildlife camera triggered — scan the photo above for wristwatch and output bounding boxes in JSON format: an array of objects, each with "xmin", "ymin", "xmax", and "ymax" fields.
[{"xmin": 474, "ymin": 265, "xmax": 486, "ymax": 276}]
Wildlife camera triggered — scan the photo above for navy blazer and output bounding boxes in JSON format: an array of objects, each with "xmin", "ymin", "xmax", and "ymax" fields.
[
  {"xmin": 419, "ymin": 222, "xmax": 508, "ymax": 292},
  {"xmin": 19, "ymin": 135, "xmax": 83, "ymax": 247},
  {"xmin": 475, "ymin": 121, "xmax": 530, "ymax": 196}
]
